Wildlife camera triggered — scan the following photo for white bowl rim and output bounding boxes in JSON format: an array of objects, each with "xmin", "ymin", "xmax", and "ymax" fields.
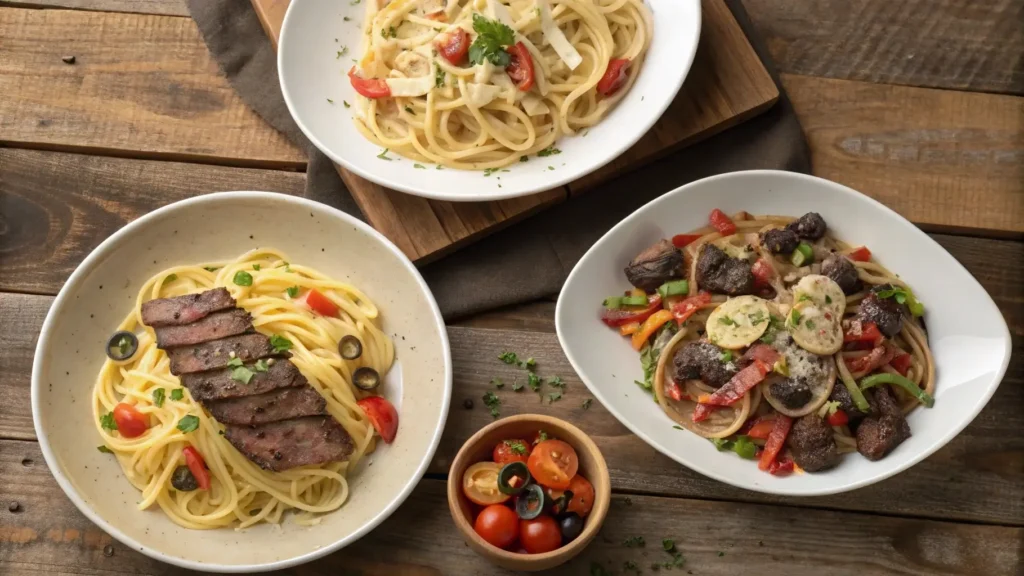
[
  {"xmin": 555, "ymin": 169, "xmax": 1013, "ymax": 497},
  {"xmin": 30, "ymin": 191, "xmax": 453, "ymax": 572},
  {"xmin": 277, "ymin": 0, "xmax": 702, "ymax": 202}
]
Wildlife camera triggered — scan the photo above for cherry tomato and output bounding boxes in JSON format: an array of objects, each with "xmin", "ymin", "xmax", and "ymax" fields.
[
  {"xmin": 462, "ymin": 462, "xmax": 511, "ymax": 506},
  {"xmin": 596, "ymin": 58, "xmax": 631, "ymax": 96},
  {"xmin": 548, "ymin": 475, "xmax": 595, "ymax": 517},
  {"xmin": 435, "ymin": 28, "xmax": 469, "ymax": 65},
  {"xmin": 708, "ymin": 208, "xmax": 737, "ymax": 236},
  {"xmin": 112, "ymin": 402, "xmax": 148, "ymax": 438},
  {"xmin": 348, "ymin": 67, "xmax": 391, "ymax": 98},
  {"xmin": 848, "ymin": 246, "xmax": 872, "ymax": 262},
  {"xmin": 182, "ymin": 446, "xmax": 211, "ymax": 490},
  {"xmin": 357, "ymin": 396, "xmax": 399, "ymax": 443},
  {"xmin": 505, "ymin": 42, "xmax": 535, "ymax": 92},
  {"xmin": 827, "ymin": 409, "xmax": 850, "ymax": 427},
  {"xmin": 493, "ymin": 439, "xmax": 532, "ymax": 465},
  {"xmin": 304, "ymin": 288, "xmax": 339, "ymax": 317},
  {"xmin": 474, "ymin": 504, "xmax": 519, "ymax": 549},
  {"xmin": 519, "ymin": 515, "xmax": 561, "ymax": 553},
  {"xmin": 527, "ymin": 440, "xmax": 578, "ymax": 489}
]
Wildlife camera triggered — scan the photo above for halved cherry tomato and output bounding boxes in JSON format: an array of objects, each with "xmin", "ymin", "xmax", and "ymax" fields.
[
  {"xmin": 463, "ymin": 462, "xmax": 510, "ymax": 506},
  {"xmin": 548, "ymin": 475, "xmax": 595, "ymax": 517},
  {"xmin": 827, "ymin": 409, "xmax": 849, "ymax": 427},
  {"xmin": 670, "ymin": 291, "xmax": 712, "ymax": 325},
  {"xmin": 848, "ymin": 246, "xmax": 872, "ymax": 262},
  {"xmin": 709, "ymin": 208, "xmax": 737, "ymax": 236},
  {"xmin": 619, "ymin": 322, "xmax": 640, "ymax": 336},
  {"xmin": 527, "ymin": 439, "xmax": 578, "ymax": 489},
  {"xmin": 348, "ymin": 67, "xmax": 391, "ymax": 98},
  {"xmin": 493, "ymin": 439, "xmax": 532, "ymax": 465},
  {"xmin": 182, "ymin": 446, "xmax": 211, "ymax": 490},
  {"xmin": 519, "ymin": 516, "xmax": 561, "ymax": 553},
  {"xmin": 304, "ymin": 288, "xmax": 339, "ymax": 317},
  {"xmin": 597, "ymin": 58, "xmax": 631, "ymax": 96},
  {"xmin": 890, "ymin": 352, "xmax": 912, "ymax": 376},
  {"xmin": 671, "ymin": 233, "xmax": 702, "ymax": 248},
  {"xmin": 112, "ymin": 402, "xmax": 148, "ymax": 438},
  {"xmin": 435, "ymin": 28, "xmax": 469, "ymax": 65},
  {"xmin": 751, "ymin": 258, "xmax": 774, "ymax": 287},
  {"xmin": 474, "ymin": 504, "xmax": 519, "ymax": 548},
  {"xmin": 505, "ymin": 42, "xmax": 535, "ymax": 91},
  {"xmin": 357, "ymin": 396, "xmax": 399, "ymax": 443}
]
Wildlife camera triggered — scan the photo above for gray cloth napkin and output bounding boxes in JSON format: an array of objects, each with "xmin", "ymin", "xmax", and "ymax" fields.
[{"xmin": 187, "ymin": 0, "xmax": 809, "ymax": 319}]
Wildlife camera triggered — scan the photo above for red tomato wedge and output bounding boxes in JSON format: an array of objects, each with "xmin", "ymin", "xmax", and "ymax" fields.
[
  {"xmin": 505, "ymin": 42, "xmax": 535, "ymax": 91},
  {"xmin": 708, "ymin": 208, "xmax": 737, "ymax": 236},
  {"xmin": 493, "ymin": 439, "xmax": 532, "ymax": 465},
  {"xmin": 182, "ymin": 446, "xmax": 211, "ymax": 490},
  {"xmin": 435, "ymin": 28, "xmax": 469, "ymax": 65},
  {"xmin": 670, "ymin": 291, "xmax": 712, "ymax": 325},
  {"xmin": 601, "ymin": 294, "xmax": 662, "ymax": 327},
  {"xmin": 597, "ymin": 58, "xmax": 631, "ymax": 96},
  {"xmin": 112, "ymin": 403, "xmax": 148, "ymax": 438},
  {"xmin": 348, "ymin": 67, "xmax": 391, "ymax": 98},
  {"xmin": 357, "ymin": 396, "xmax": 399, "ymax": 443},
  {"xmin": 758, "ymin": 414, "xmax": 793, "ymax": 471},
  {"xmin": 671, "ymin": 234, "xmax": 702, "ymax": 248},
  {"xmin": 890, "ymin": 352, "xmax": 912, "ymax": 376},
  {"xmin": 692, "ymin": 360, "xmax": 771, "ymax": 422},
  {"xmin": 751, "ymin": 258, "xmax": 775, "ymax": 287},
  {"xmin": 304, "ymin": 288, "xmax": 339, "ymax": 317},
  {"xmin": 527, "ymin": 439, "xmax": 578, "ymax": 489},
  {"xmin": 848, "ymin": 246, "xmax": 872, "ymax": 262}
]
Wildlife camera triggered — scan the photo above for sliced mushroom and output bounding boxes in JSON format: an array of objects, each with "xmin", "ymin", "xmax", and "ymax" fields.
[{"xmin": 393, "ymin": 50, "xmax": 431, "ymax": 78}]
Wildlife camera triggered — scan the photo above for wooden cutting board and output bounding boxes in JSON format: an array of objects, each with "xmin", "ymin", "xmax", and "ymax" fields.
[{"xmin": 252, "ymin": 0, "xmax": 778, "ymax": 263}]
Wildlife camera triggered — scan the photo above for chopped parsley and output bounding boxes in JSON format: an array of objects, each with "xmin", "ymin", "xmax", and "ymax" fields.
[
  {"xmin": 483, "ymin": 167, "xmax": 501, "ymax": 177},
  {"xmin": 343, "ymin": 16, "xmax": 350, "ymax": 21},
  {"xmin": 759, "ymin": 314, "xmax": 784, "ymax": 343},
  {"xmin": 286, "ymin": 285, "xmax": 300, "ymax": 298},
  {"xmin": 468, "ymin": 13, "xmax": 514, "ymax": 66},
  {"xmin": 413, "ymin": 163, "xmax": 427, "ymax": 169},
  {"xmin": 806, "ymin": 319, "xmax": 816, "ymax": 329},
  {"xmin": 748, "ymin": 310, "xmax": 766, "ymax": 325},
  {"xmin": 718, "ymin": 316, "xmax": 736, "ymax": 326},
  {"xmin": 253, "ymin": 359, "xmax": 270, "ymax": 373},
  {"xmin": 100, "ymin": 412, "xmax": 117, "ymax": 431},
  {"xmin": 226, "ymin": 357, "xmax": 244, "ymax": 369},
  {"xmin": 547, "ymin": 165, "xmax": 555, "ymax": 170},
  {"xmin": 115, "ymin": 335, "xmax": 133, "ymax": 358},
  {"xmin": 270, "ymin": 334, "xmax": 293, "ymax": 353},
  {"xmin": 520, "ymin": 155, "xmax": 529, "ymax": 162},
  {"xmin": 203, "ymin": 266, "xmax": 219, "ymax": 272},
  {"xmin": 537, "ymin": 146, "xmax": 561, "ymax": 157},
  {"xmin": 547, "ymin": 391, "xmax": 562, "ymax": 403},
  {"xmin": 527, "ymin": 372, "xmax": 542, "ymax": 392},
  {"xmin": 825, "ymin": 295, "xmax": 832, "ymax": 304},
  {"xmin": 171, "ymin": 388, "xmax": 184, "ymax": 401},
  {"xmin": 176, "ymin": 415, "xmax": 200, "ymax": 433},
  {"xmin": 231, "ymin": 366, "xmax": 254, "ymax": 384},
  {"xmin": 327, "ymin": 98, "xmax": 334, "ymax": 103},
  {"xmin": 547, "ymin": 376, "xmax": 565, "ymax": 389},
  {"xmin": 434, "ymin": 63, "xmax": 446, "ymax": 88},
  {"xmin": 663, "ymin": 538, "xmax": 676, "ymax": 552},
  {"xmin": 482, "ymin": 391, "xmax": 501, "ymax": 419},
  {"xmin": 504, "ymin": 439, "xmax": 528, "ymax": 455},
  {"xmin": 336, "ymin": 46, "xmax": 348, "ymax": 59},
  {"xmin": 535, "ymin": 430, "xmax": 549, "ymax": 444},
  {"xmin": 233, "ymin": 270, "xmax": 253, "ymax": 286},
  {"xmin": 875, "ymin": 285, "xmax": 925, "ymax": 316},
  {"xmin": 718, "ymin": 551, "xmax": 725, "ymax": 557},
  {"xmin": 511, "ymin": 380, "xmax": 524, "ymax": 391},
  {"xmin": 623, "ymin": 535, "xmax": 645, "ymax": 547},
  {"xmin": 349, "ymin": 0, "xmax": 359, "ymax": 4},
  {"xmin": 790, "ymin": 309, "xmax": 802, "ymax": 326},
  {"xmin": 404, "ymin": 105, "xmax": 415, "ymax": 115},
  {"xmin": 436, "ymin": 164, "xmax": 444, "ymax": 170},
  {"xmin": 162, "ymin": 273, "xmax": 177, "ymax": 285},
  {"xmin": 499, "ymin": 351, "xmax": 519, "ymax": 365},
  {"xmin": 798, "ymin": 294, "xmax": 811, "ymax": 302},
  {"xmin": 582, "ymin": 398, "xmax": 593, "ymax": 410},
  {"xmin": 380, "ymin": 26, "xmax": 398, "ymax": 39},
  {"xmin": 491, "ymin": 377, "xmax": 504, "ymax": 389},
  {"xmin": 377, "ymin": 148, "xmax": 393, "ymax": 160},
  {"xmin": 672, "ymin": 425, "xmax": 684, "ymax": 430},
  {"xmin": 343, "ymin": 100, "xmax": 351, "ymax": 108},
  {"xmin": 152, "ymin": 388, "xmax": 166, "ymax": 408},
  {"xmin": 525, "ymin": 357, "xmax": 536, "ymax": 369},
  {"xmin": 97, "ymin": 445, "xmax": 114, "ymax": 454},
  {"xmin": 661, "ymin": 538, "xmax": 685, "ymax": 568},
  {"xmin": 719, "ymin": 350, "xmax": 733, "ymax": 363}
]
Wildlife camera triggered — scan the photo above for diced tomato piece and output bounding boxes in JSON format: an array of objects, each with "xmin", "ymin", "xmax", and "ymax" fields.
[
  {"xmin": 631, "ymin": 309, "xmax": 674, "ymax": 350},
  {"xmin": 671, "ymin": 234, "xmax": 702, "ymax": 249},
  {"xmin": 768, "ymin": 457, "xmax": 795, "ymax": 475},
  {"xmin": 890, "ymin": 352, "xmax": 912, "ymax": 376},
  {"xmin": 665, "ymin": 380, "xmax": 683, "ymax": 402},
  {"xmin": 746, "ymin": 419, "xmax": 776, "ymax": 440},
  {"xmin": 758, "ymin": 415, "xmax": 793, "ymax": 471},
  {"xmin": 596, "ymin": 58, "xmax": 631, "ymax": 96},
  {"xmin": 741, "ymin": 344, "xmax": 780, "ymax": 367},
  {"xmin": 182, "ymin": 446, "xmax": 211, "ymax": 490},
  {"xmin": 358, "ymin": 396, "xmax": 399, "ymax": 443},
  {"xmin": 112, "ymin": 403, "xmax": 148, "ymax": 438},
  {"xmin": 304, "ymin": 288, "xmax": 339, "ymax": 317},
  {"xmin": 708, "ymin": 209, "xmax": 737, "ymax": 236},
  {"xmin": 848, "ymin": 246, "xmax": 872, "ymax": 262},
  {"xmin": 348, "ymin": 67, "xmax": 391, "ymax": 98},
  {"xmin": 619, "ymin": 322, "xmax": 641, "ymax": 336},
  {"xmin": 505, "ymin": 42, "xmax": 535, "ymax": 91},
  {"xmin": 751, "ymin": 258, "xmax": 774, "ymax": 288},
  {"xmin": 601, "ymin": 294, "xmax": 662, "ymax": 327},
  {"xmin": 670, "ymin": 291, "xmax": 712, "ymax": 325},
  {"xmin": 843, "ymin": 320, "xmax": 884, "ymax": 345},
  {"xmin": 692, "ymin": 360, "xmax": 771, "ymax": 422},
  {"xmin": 435, "ymin": 28, "xmax": 469, "ymax": 64},
  {"xmin": 827, "ymin": 409, "xmax": 849, "ymax": 427}
]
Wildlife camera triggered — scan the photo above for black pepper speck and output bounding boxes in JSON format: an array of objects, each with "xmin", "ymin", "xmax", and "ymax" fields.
[
  {"xmin": 103, "ymin": 544, "xmax": 114, "ymax": 557},
  {"xmin": 21, "ymin": 458, "xmax": 32, "ymax": 467},
  {"xmin": 8, "ymin": 502, "xmax": 21, "ymax": 513},
  {"xmin": 62, "ymin": 55, "xmax": 76, "ymax": 64},
  {"xmin": 463, "ymin": 398, "xmax": 474, "ymax": 409}
]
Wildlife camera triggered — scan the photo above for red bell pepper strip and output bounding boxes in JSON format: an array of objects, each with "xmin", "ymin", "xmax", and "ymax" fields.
[
  {"xmin": 692, "ymin": 360, "xmax": 771, "ymax": 422},
  {"xmin": 741, "ymin": 344, "xmax": 780, "ymax": 367},
  {"xmin": 348, "ymin": 67, "xmax": 391, "ymax": 98},
  {"xmin": 631, "ymin": 310, "xmax": 674, "ymax": 351},
  {"xmin": 596, "ymin": 58, "xmax": 631, "ymax": 96},
  {"xmin": 665, "ymin": 380, "xmax": 683, "ymax": 402},
  {"xmin": 182, "ymin": 446, "xmax": 211, "ymax": 490},
  {"xmin": 671, "ymin": 234, "xmax": 702, "ymax": 249},
  {"xmin": 768, "ymin": 457, "xmax": 795, "ymax": 475},
  {"xmin": 751, "ymin": 258, "xmax": 774, "ymax": 288},
  {"xmin": 670, "ymin": 291, "xmax": 711, "ymax": 325},
  {"xmin": 708, "ymin": 209, "xmax": 737, "ymax": 236},
  {"xmin": 758, "ymin": 414, "xmax": 793, "ymax": 471},
  {"xmin": 600, "ymin": 294, "xmax": 662, "ymax": 327},
  {"xmin": 848, "ymin": 246, "xmax": 872, "ymax": 262},
  {"xmin": 746, "ymin": 418, "xmax": 776, "ymax": 440},
  {"xmin": 889, "ymin": 351, "xmax": 912, "ymax": 376},
  {"xmin": 843, "ymin": 320, "xmax": 884, "ymax": 345},
  {"xmin": 845, "ymin": 345, "xmax": 896, "ymax": 374},
  {"xmin": 827, "ymin": 409, "xmax": 849, "ymax": 427}
]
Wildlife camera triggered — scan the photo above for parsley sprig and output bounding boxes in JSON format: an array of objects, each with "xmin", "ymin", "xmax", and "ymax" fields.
[{"xmin": 468, "ymin": 13, "xmax": 514, "ymax": 66}]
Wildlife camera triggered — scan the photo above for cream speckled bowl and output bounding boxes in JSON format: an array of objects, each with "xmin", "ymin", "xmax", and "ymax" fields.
[{"xmin": 31, "ymin": 192, "xmax": 452, "ymax": 572}]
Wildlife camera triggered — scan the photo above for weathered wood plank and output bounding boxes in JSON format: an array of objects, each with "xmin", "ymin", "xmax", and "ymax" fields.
[
  {"xmin": 0, "ymin": 0, "xmax": 187, "ymax": 15},
  {"xmin": 0, "ymin": 7, "xmax": 304, "ymax": 167},
  {"xmin": 782, "ymin": 73, "xmax": 1024, "ymax": 236},
  {"xmin": 1, "ymin": 441, "xmax": 1020, "ymax": 575},
  {"xmin": 745, "ymin": 0, "xmax": 1024, "ymax": 95}
]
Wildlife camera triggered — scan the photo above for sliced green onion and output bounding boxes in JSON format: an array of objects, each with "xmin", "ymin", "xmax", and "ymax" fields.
[
  {"xmin": 497, "ymin": 461, "xmax": 531, "ymax": 495},
  {"xmin": 657, "ymin": 280, "xmax": 689, "ymax": 299},
  {"xmin": 859, "ymin": 372, "xmax": 935, "ymax": 408},
  {"xmin": 621, "ymin": 295, "xmax": 648, "ymax": 306},
  {"xmin": 790, "ymin": 242, "xmax": 813, "ymax": 267}
]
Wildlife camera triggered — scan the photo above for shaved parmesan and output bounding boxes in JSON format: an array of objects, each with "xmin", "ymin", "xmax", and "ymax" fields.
[
  {"xmin": 386, "ymin": 74, "xmax": 436, "ymax": 97},
  {"xmin": 422, "ymin": 0, "xmax": 445, "ymax": 15},
  {"xmin": 486, "ymin": 0, "xmax": 516, "ymax": 27},
  {"xmin": 522, "ymin": 93, "xmax": 550, "ymax": 116},
  {"xmin": 537, "ymin": 0, "xmax": 582, "ymax": 70},
  {"xmin": 474, "ymin": 59, "xmax": 496, "ymax": 83},
  {"xmin": 464, "ymin": 82, "xmax": 503, "ymax": 108}
]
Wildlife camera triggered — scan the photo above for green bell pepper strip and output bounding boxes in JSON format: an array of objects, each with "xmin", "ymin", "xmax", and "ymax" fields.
[
  {"xmin": 657, "ymin": 280, "xmax": 690, "ymax": 299},
  {"xmin": 859, "ymin": 372, "xmax": 935, "ymax": 408}
]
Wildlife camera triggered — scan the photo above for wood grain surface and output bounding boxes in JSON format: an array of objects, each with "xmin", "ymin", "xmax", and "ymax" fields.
[{"xmin": 2, "ymin": 443, "xmax": 1021, "ymax": 576}]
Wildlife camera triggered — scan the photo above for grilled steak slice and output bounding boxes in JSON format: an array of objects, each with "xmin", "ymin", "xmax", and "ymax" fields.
[
  {"xmin": 856, "ymin": 386, "xmax": 911, "ymax": 461},
  {"xmin": 672, "ymin": 340, "xmax": 736, "ymax": 388},
  {"xmin": 206, "ymin": 387, "xmax": 327, "ymax": 426},
  {"xmin": 167, "ymin": 333, "xmax": 277, "ymax": 375},
  {"xmin": 788, "ymin": 414, "xmax": 840, "ymax": 472},
  {"xmin": 786, "ymin": 212, "xmax": 827, "ymax": 241},
  {"xmin": 759, "ymin": 228, "xmax": 799, "ymax": 255},
  {"xmin": 624, "ymin": 239, "xmax": 685, "ymax": 292},
  {"xmin": 821, "ymin": 253, "xmax": 862, "ymax": 295},
  {"xmin": 225, "ymin": 416, "xmax": 355, "ymax": 471},
  {"xmin": 181, "ymin": 359, "xmax": 306, "ymax": 402},
  {"xmin": 858, "ymin": 285, "xmax": 905, "ymax": 337},
  {"xmin": 695, "ymin": 244, "xmax": 755, "ymax": 296},
  {"xmin": 140, "ymin": 288, "xmax": 236, "ymax": 327},
  {"xmin": 154, "ymin": 309, "xmax": 253, "ymax": 348}
]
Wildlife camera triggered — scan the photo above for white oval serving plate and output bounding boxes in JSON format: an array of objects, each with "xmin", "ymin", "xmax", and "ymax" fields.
[
  {"xmin": 278, "ymin": 0, "xmax": 700, "ymax": 202},
  {"xmin": 555, "ymin": 170, "xmax": 1011, "ymax": 496},
  {"xmin": 31, "ymin": 192, "xmax": 452, "ymax": 572}
]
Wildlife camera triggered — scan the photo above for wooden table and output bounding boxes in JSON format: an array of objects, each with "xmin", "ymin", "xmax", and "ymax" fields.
[{"xmin": 1, "ymin": 1, "xmax": 1022, "ymax": 574}]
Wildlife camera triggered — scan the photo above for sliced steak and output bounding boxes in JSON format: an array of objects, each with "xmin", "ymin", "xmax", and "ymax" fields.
[
  {"xmin": 786, "ymin": 212, "xmax": 827, "ymax": 240},
  {"xmin": 768, "ymin": 378, "xmax": 813, "ymax": 410},
  {"xmin": 671, "ymin": 340, "xmax": 736, "ymax": 388},
  {"xmin": 140, "ymin": 288, "xmax": 235, "ymax": 327},
  {"xmin": 856, "ymin": 386, "xmax": 911, "ymax": 461},
  {"xmin": 821, "ymin": 253, "xmax": 862, "ymax": 295},
  {"xmin": 695, "ymin": 244, "xmax": 754, "ymax": 296},
  {"xmin": 858, "ymin": 286, "xmax": 904, "ymax": 337},
  {"xmin": 154, "ymin": 308, "xmax": 253, "ymax": 348},
  {"xmin": 759, "ymin": 228, "xmax": 799, "ymax": 255},
  {"xmin": 206, "ymin": 387, "xmax": 327, "ymax": 426},
  {"xmin": 787, "ymin": 414, "xmax": 840, "ymax": 472},
  {"xmin": 225, "ymin": 416, "xmax": 355, "ymax": 472},
  {"xmin": 181, "ymin": 359, "xmax": 307, "ymax": 402},
  {"xmin": 167, "ymin": 333, "xmax": 277, "ymax": 375},
  {"xmin": 624, "ymin": 239, "xmax": 685, "ymax": 292}
]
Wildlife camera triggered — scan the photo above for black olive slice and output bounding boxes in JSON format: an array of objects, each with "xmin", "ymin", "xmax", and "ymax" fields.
[
  {"xmin": 107, "ymin": 330, "xmax": 139, "ymax": 361},
  {"xmin": 353, "ymin": 367, "xmax": 380, "ymax": 391},
  {"xmin": 339, "ymin": 335, "xmax": 363, "ymax": 360},
  {"xmin": 497, "ymin": 461, "xmax": 531, "ymax": 495},
  {"xmin": 515, "ymin": 484, "xmax": 545, "ymax": 520}
]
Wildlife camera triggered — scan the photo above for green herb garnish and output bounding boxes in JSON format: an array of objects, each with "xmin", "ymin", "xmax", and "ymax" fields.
[
  {"xmin": 483, "ymin": 167, "xmax": 501, "ymax": 177},
  {"xmin": 171, "ymin": 389, "xmax": 184, "ymax": 401},
  {"xmin": 270, "ymin": 334, "xmax": 293, "ymax": 353},
  {"xmin": 547, "ymin": 391, "xmax": 562, "ymax": 403},
  {"xmin": 413, "ymin": 163, "xmax": 427, "ymax": 169},
  {"xmin": 253, "ymin": 359, "xmax": 270, "ymax": 373},
  {"xmin": 719, "ymin": 351, "xmax": 733, "ymax": 363},
  {"xmin": 623, "ymin": 536, "xmax": 645, "ymax": 547},
  {"xmin": 482, "ymin": 391, "xmax": 501, "ymax": 419},
  {"xmin": 499, "ymin": 351, "xmax": 519, "ymax": 365},
  {"xmin": 537, "ymin": 146, "xmax": 561, "ymax": 157},
  {"xmin": 231, "ymin": 366, "xmax": 254, "ymax": 384},
  {"xmin": 582, "ymin": 398, "xmax": 593, "ymax": 410},
  {"xmin": 233, "ymin": 270, "xmax": 253, "ymax": 286},
  {"xmin": 790, "ymin": 309, "xmax": 802, "ymax": 326},
  {"xmin": 806, "ymin": 319, "xmax": 816, "ymax": 329},
  {"xmin": 825, "ymin": 295, "xmax": 832, "ymax": 304},
  {"xmin": 377, "ymin": 148, "xmax": 393, "ymax": 161},
  {"xmin": 520, "ymin": 155, "xmax": 529, "ymax": 162},
  {"xmin": 434, "ymin": 63, "xmax": 446, "ymax": 88},
  {"xmin": 504, "ymin": 439, "xmax": 528, "ymax": 455},
  {"xmin": 226, "ymin": 357, "xmax": 244, "ymax": 369},
  {"xmin": 343, "ymin": 100, "xmax": 351, "ymax": 108},
  {"xmin": 286, "ymin": 286, "xmax": 300, "ymax": 298},
  {"xmin": 875, "ymin": 285, "xmax": 925, "ymax": 316},
  {"xmin": 176, "ymin": 415, "xmax": 199, "ymax": 433},
  {"xmin": 527, "ymin": 372, "xmax": 542, "ymax": 392},
  {"xmin": 203, "ymin": 266, "xmax": 219, "ymax": 272},
  {"xmin": 100, "ymin": 412, "xmax": 117, "ymax": 431},
  {"xmin": 152, "ymin": 388, "xmax": 165, "ymax": 408},
  {"xmin": 718, "ymin": 316, "xmax": 736, "ymax": 326},
  {"xmin": 380, "ymin": 26, "xmax": 398, "ymax": 39},
  {"xmin": 492, "ymin": 377, "xmax": 505, "ymax": 389},
  {"xmin": 97, "ymin": 445, "xmax": 114, "ymax": 454},
  {"xmin": 468, "ymin": 13, "xmax": 514, "ymax": 66},
  {"xmin": 252, "ymin": 264, "xmax": 261, "ymax": 271}
]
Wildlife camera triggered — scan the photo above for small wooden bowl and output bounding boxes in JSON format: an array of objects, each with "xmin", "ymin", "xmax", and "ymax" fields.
[{"xmin": 447, "ymin": 414, "xmax": 611, "ymax": 572}]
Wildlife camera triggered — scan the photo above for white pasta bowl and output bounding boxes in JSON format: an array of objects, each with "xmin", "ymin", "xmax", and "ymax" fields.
[
  {"xmin": 31, "ymin": 192, "xmax": 452, "ymax": 571},
  {"xmin": 277, "ymin": 0, "xmax": 700, "ymax": 201},
  {"xmin": 555, "ymin": 170, "xmax": 1012, "ymax": 496}
]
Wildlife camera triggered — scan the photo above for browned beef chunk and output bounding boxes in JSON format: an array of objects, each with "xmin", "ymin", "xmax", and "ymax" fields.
[
  {"xmin": 759, "ymin": 228, "xmax": 799, "ymax": 255},
  {"xmin": 624, "ymin": 239, "xmax": 684, "ymax": 292},
  {"xmin": 769, "ymin": 378, "xmax": 812, "ymax": 410},
  {"xmin": 140, "ymin": 288, "xmax": 235, "ymax": 327},
  {"xmin": 225, "ymin": 416, "xmax": 355, "ymax": 472},
  {"xmin": 858, "ymin": 286, "xmax": 904, "ymax": 337},
  {"xmin": 821, "ymin": 253, "xmax": 862, "ymax": 295},
  {"xmin": 828, "ymin": 382, "xmax": 874, "ymax": 424},
  {"xmin": 786, "ymin": 212, "xmax": 827, "ymax": 240},
  {"xmin": 167, "ymin": 333, "xmax": 277, "ymax": 375},
  {"xmin": 788, "ymin": 414, "xmax": 840, "ymax": 472},
  {"xmin": 672, "ymin": 341, "xmax": 736, "ymax": 388},
  {"xmin": 154, "ymin": 309, "xmax": 253, "ymax": 348},
  {"xmin": 182, "ymin": 359, "xmax": 308, "ymax": 401},
  {"xmin": 206, "ymin": 387, "xmax": 327, "ymax": 426},
  {"xmin": 695, "ymin": 244, "xmax": 754, "ymax": 296},
  {"xmin": 856, "ymin": 386, "xmax": 911, "ymax": 461}
]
